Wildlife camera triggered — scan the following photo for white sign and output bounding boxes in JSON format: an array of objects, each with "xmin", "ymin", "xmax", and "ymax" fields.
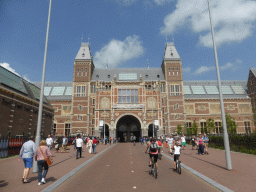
[
  {"xmin": 100, "ymin": 120, "xmax": 104, "ymax": 127},
  {"xmin": 154, "ymin": 120, "xmax": 159, "ymax": 126}
]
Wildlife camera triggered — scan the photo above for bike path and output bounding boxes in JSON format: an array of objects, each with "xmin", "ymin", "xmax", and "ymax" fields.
[
  {"xmin": 161, "ymin": 144, "xmax": 256, "ymax": 192},
  {"xmin": 53, "ymin": 143, "xmax": 218, "ymax": 192}
]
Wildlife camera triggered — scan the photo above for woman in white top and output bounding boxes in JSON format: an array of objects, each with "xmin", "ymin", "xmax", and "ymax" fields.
[{"xmin": 171, "ymin": 142, "xmax": 181, "ymax": 171}]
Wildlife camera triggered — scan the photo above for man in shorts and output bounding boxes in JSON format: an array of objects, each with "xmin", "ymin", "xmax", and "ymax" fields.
[
  {"xmin": 181, "ymin": 134, "xmax": 186, "ymax": 150},
  {"xmin": 19, "ymin": 136, "xmax": 36, "ymax": 183},
  {"xmin": 145, "ymin": 138, "xmax": 158, "ymax": 169},
  {"xmin": 61, "ymin": 135, "xmax": 68, "ymax": 153},
  {"xmin": 168, "ymin": 135, "xmax": 174, "ymax": 155}
]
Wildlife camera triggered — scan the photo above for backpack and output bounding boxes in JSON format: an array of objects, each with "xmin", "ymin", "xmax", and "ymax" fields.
[{"xmin": 149, "ymin": 143, "xmax": 157, "ymax": 152}]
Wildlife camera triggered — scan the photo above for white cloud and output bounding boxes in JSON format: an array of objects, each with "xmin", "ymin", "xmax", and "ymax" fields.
[
  {"xmin": 94, "ymin": 35, "xmax": 145, "ymax": 68},
  {"xmin": 161, "ymin": 0, "xmax": 256, "ymax": 47},
  {"xmin": 194, "ymin": 66, "xmax": 215, "ymax": 75},
  {"xmin": 193, "ymin": 59, "xmax": 243, "ymax": 75},
  {"xmin": 0, "ymin": 62, "xmax": 20, "ymax": 76},
  {"xmin": 219, "ymin": 59, "xmax": 242, "ymax": 71},
  {"xmin": 154, "ymin": 0, "xmax": 173, "ymax": 5},
  {"xmin": 0, "ymin": 62, "xmax": 31, "ymax": 81},
  {"xmin": 183, "ymin": 67, "xmax": 191, "ymax": 73}
]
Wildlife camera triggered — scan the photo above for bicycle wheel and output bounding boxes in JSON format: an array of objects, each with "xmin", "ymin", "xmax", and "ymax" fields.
[
  {"xmin": 153, "ymin": 164, "xmax": 157, "ymax": 179},
  {"xmin": 178, "ymin": 161, "xmax": 181, "ymax": 174}
]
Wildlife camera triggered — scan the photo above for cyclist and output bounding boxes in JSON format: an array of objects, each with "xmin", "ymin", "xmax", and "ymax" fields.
[
  {"xmin": 171, "ymin": 141, "xmax": 181, "ymax": 172},
  {"xmin": 132, "ymin": 135, "xmax": 136, "ymax": 145},
  {"xmin": 145, "ymin": 138, "xmax": 158, "ymax": 169}
]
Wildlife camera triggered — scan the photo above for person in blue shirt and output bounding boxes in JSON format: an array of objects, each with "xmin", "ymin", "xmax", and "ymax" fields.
[
  {"xmin": 203, "ymin": 134, "xmax": 209, "ymax": 155},
  {"xmin": 19, "ymin": 136, "xmax": 36, "ymax": 183}
]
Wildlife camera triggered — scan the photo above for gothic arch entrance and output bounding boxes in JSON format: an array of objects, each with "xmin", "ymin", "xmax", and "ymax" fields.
[{"xmin": 116, "ymin": 115, "xmax": 141, "ymax": 142}]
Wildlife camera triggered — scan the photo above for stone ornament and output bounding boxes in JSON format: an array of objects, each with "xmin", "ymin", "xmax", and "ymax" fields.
[
  {"xmin": 101, "ymin": 97, "xmax": 110, "ymax": 109},
  {"xmin": 148, "ymin": 111, "xmax": 156, "ymax": 117},
  {"xmin": 198, "ymin": 105, "xmax": 207, "ymax": 111},
  {"xmin": 115, "ymin": 113, "xmax": 119, "ymax": 116},
  {"xmin": 147, "ymin": 97, "xmax": 156, "ymax": 109},
  {"xmin": 210, "ymin": 104, "xmax": 221, "ymax": 114},
  {"xmin": 238, "ymin": 104, "xmax": 250, "ymax": 113},
  {"xmin": 101, "ymin": 112, "xmax": 109, "ymax": 117},
  {"xmin": 227, "ymin": 105, "xmax": 235, "ymax": 111},
  {"xmin": 184, "ymin": 104, "xmax": 194, "ymax": 115}
]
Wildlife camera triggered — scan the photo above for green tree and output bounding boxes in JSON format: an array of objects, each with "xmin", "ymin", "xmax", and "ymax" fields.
[
  {"xmin": 177, "ymin": 124, "xmax": 182, "ymax": 135},
  {"xmin": 192, "ymin": 120, "xmax": 198, "ymax": 135},
  {"xmin": 185, "ymin": 123, "xmax": 192, "ymax": 136},
  {"xmin": 206, "ymin": 118, "xmax": 216, "ymax": 134},
  {"xmin": 225, "ymin": 113, "xmax": 237, "ymax": 134}
]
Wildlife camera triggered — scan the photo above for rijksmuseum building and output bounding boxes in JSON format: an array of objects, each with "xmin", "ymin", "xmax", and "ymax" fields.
[
  {"xmin": 2, "ymin": 42, "xmax": 254, "ymax": 140},
  {"xmin": 33, "ymin": 42, "xmax": 256, "ymax": 141}
]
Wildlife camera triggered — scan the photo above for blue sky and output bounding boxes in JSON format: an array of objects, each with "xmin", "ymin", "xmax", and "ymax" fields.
[{"xmin": 1, "ymin": 0, "xmax": 256, "ymax": 82}]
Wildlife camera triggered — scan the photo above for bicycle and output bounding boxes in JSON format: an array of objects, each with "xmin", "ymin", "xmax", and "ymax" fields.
[
  {"xmin": 175, "ymin": 156, "xmax": 181, "ymax": 174},
  {"xmin": 149, "ymin": 156, "xmax": 157, "ymax": 179}
]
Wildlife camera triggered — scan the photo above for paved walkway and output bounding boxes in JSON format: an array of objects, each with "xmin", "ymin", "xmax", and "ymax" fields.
[
  {"xmin": 0, "ymin": 143, "xmax": 110, "ymax": 192},
  {"xmin": 53, "ymin": 143, "xmax": 218, "ymax": 192},
  {"xmin": 161, "ymin": 144, "xmax": 256, "ymax": 192}
]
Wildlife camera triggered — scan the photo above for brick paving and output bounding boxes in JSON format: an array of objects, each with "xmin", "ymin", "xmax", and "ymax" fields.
[
  {"xmin": 161, "ymin": 144, "xmax": 256, "ymax": 192},
  {"xmin": 53, "ymin": 143, "xmax": 218, "ymax": 192},
  {"xmin": 0, "ymin": 143, "xmax": 110, "ymax": 192}
]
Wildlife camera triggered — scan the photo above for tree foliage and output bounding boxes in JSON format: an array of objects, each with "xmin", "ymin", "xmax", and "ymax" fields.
[
  {"xmin": 177, "ymin": 124, "xmax": 182, "ymax": 135},
  {"xmin": 225, "ymin": 113, "xmax": 237, "ymax": 134},
  {"xmin": 206, "ymin": 118, "xmax": 216, "ymax": 134},
  {"xmin": 192, "ymin": 120, "xmax": 198, "ymax": 135}
]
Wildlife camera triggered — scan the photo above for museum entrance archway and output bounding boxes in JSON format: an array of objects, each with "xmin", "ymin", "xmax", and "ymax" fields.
[
  {"xmin": 100, "ymin": 124, "xmax": 109, "ymax": 138},
  {"xmin": 148, "ymin": 124, "xmax": 157, "ymax": 138},
  {"xmin": 116, "ymin": 115, "xmax": 141, "ymax": 142}
]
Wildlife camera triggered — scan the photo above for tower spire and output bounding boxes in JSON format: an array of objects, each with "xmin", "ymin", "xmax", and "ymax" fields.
[
  {"xmin": 147, "ymin": 59, "xmax": 149, "ymax": 68},
  {"xmin": 106, "ymin": 59, "xmax": 108, "ymax": 69},
  {"xmin": 81, "ymin": 34, "xmax": 83, "ymax": 45}
]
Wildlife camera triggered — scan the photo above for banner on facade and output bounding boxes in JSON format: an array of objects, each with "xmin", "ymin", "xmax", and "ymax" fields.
[
  {"xmin": 154, "ymin": 120, "xmax": 159, "ymax": 126},
  {"xmin": 100, "ymin": 120, "xmax": 104, "ymax": 127}
]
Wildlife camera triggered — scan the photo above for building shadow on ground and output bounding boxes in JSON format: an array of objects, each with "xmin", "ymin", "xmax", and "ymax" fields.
[
  {"xmin": 183, "ymin": 153, "xmax": 227, "ymax": 170},
  {"xmin": 0, "ymin": 180, "xmax": 9, "ymax": 188}
]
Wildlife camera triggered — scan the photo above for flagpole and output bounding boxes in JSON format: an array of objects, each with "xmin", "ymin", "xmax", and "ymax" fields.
[
  {"xmin": 207, "ymin": 0, "xmax": 232, "ymax": 170},
  {"xmin": 33, "ymin": 0, "xmax": 52, "ymax": 173}
]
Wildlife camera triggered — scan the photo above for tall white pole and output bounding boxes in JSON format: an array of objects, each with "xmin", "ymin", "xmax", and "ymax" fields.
[
  {"xmin": 33, "ymin": 0, "xmax": 52, "ymax": 173},
  {"xmin": 207, "ymin": 0, "xmax": 232, "ymax": 170}
]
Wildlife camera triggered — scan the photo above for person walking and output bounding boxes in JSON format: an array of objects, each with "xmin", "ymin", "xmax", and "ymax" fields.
[
  {"xmin": 61, "ymin": 135, "xmax": 68, "ymax": 153},
  {"xmin": 104, "ymin": 137, "xmax": 107, "ymax": 145},
  {"xmin": 168, "ymin": 135, "xmax": 174, "ymax": 155},
  {"xmin": 35, "ymin": 140, "xmax": 52, "ymax": 185},
  {"xmin": 191, "ymin": 136, "xmax": 196, "ymax": 150},
  {"xmin": 92, "ymin": 137, "xmax": 98, "ymax": 154},
  {"xmin": 88, "ymin": 137, "xmax": 93, "ymax": 154},
  {"xmin": 203, "ymin": 134, "xmax": 209, "ymax": 155},
  {"xmin": 54, "ymin": 136, "xmax": 60, "ymax": 153},
  {"xmin": 198, "ymin": 135, "xmax": 204, "ymax": 155},
  {"xmin": 46, "ymin": 135, "xmax": 53, "ymax": 150},
  {"xmin": 76, "ymin": 134, "xmax": 83, "ymax": 159},
  {"xmin": 181, "ymin": 134, "xmax": 186, "ymax": 150},
  {"xmin": 109, "ymin": 137, "xmax": 112, "ymax": 145},
  {"xmin": 72, "ymin": 136, "xmax": 77, "ymax": 150},
  {"xmin": 19, "ymin": 136, "xmax": 36, "ymax": 183}
]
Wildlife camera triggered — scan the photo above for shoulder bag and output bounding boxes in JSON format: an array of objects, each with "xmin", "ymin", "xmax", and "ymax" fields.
[{"xmin": 39, "ymin": 147, "xmax": 52, "ymax": 166}]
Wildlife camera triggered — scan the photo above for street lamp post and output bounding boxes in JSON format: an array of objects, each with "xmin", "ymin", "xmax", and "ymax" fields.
[
  {"xmin": 33, "ymin": 0, "xmax": 52, "ymax": 173},
  {"xmin": 207, "ymin": 0, "xmax": 232, "ymax": 170}
]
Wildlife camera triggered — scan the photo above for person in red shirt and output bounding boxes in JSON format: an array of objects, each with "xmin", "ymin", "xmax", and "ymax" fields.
[
  {"xmin": 92, "ymin": 137, "xmax": 98, "ymax": 154},
  {"xmin": 156, "ymin": 139, "xmax": 162, "ymax": 156}
]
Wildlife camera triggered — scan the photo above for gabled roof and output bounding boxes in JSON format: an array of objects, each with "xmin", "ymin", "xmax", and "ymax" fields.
[
  {"xmin": 91, "ymin": 68, "xmax": 165, "ymax": 82},
  {"xmin": 251, "ymin": 68, "xmax": 256, "ymax": 77},
  {"xmin": 183, "ymin": 80, "xmax": 249, "ymax": 99},
  {"xmin": 163, "ymin": 42, "xmax": 180, "ymax": 60},
  {"xmin": 0, "ymin": 66, "xmax": 51, "ymax": 106},
  {"xmin": 75, "ymin": 42, "xmax": 92, "ymax": 60}
]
